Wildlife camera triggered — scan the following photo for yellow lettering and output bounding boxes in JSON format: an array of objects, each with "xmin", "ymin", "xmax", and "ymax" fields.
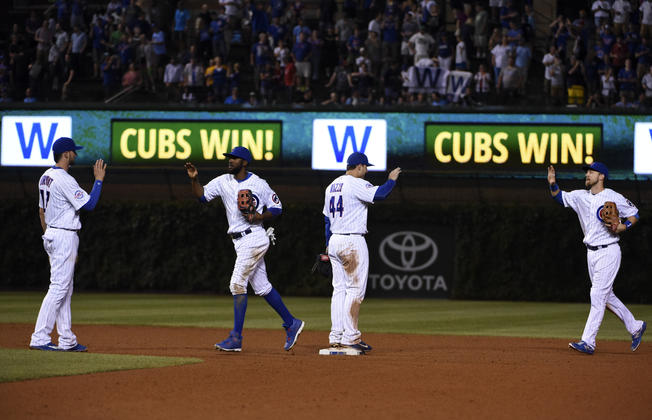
[
  {"xmin": 242, "ymin": 130, "xmax": 263, "ymax": 160},
  {"xmin": 492, "ymin": 132, "xmax": 509, "ymax": 164},
  {"xmin": 434, "ymin": 132, "xmax": 451, "ymax": 163},
  {"xmin": 452, "ymin": 132, "xmax": 472, "ymax": 163},
  {"xmin": 158, "ymin": 129, "xmax": 176, "ymax": 159},
  {"xmin": 474, "ymin": 132, "xmax": 492, "ymax": 163},
  {"xmin": 518, "ymin": 132, "xmax": 548, "ymax": 164},
  {"xmin": 120, "ymin": 128, "xmax": 137, "ymax": 159},
  {"xmin": 138, "ymin": 128, "xmax": 156, "ymax": 159},
  {"xmin": 176, "ymin": 129, "xmax": 192, "ymax": 159},
  {"xmin": 550, "ymin": 133, "xmax": 558, "ymax": 164},
  {"xmin": 561, "ymin": 133, "xmax": 582, "ymax": 164},
  {"xmin": 200, "ymin": 129, "xmax": 230, "ymax": 160}
]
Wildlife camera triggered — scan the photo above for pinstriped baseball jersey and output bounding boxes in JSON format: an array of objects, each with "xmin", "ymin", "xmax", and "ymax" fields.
[
  {"xmin": 38, "ymin": 167, "xmax": 90, "ymax": 230},
  {"xmin": 323, "ymin": 175, "xmax": 379, "ymax": 234},
  {"xmin": 562, "ymin": 188, "xmax": 638, "ymax": 246},
  {"xmin": 203, "ymin": 172, "xmax": 282, "ymax": 234}
]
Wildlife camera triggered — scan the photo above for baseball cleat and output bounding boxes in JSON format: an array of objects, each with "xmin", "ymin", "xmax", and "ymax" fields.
[
  {"xmin": 569, "ymin": 341, "xmax": 594, "ymax": 355},
  {"xmin": 358, "ymin": 340, "xmax": 373, "ymax": 352},
  {"xmin": 329, "ymin": 343, "xmax": 342, "ymax": 348},
  {"xmin": 284, "ymin": 318, "xmax": 305, "ymax": 351},
  {"xmin": 215, "ymin": 331, "xmax": 242, "ymax": 352},
  {"xmin": 29, "ymin": 342, "xmax": 62, "ymax": 351},
  {"xmin": 631, "ymin": 321, "xmax": 646, "ymax": 352},
  {"xmin": 342, "ymin": 343, "xmax": 367, "ymax": 354},
  {"xmin": 63, "ymin": 343, "xmax": 88, "ymax": 352}
]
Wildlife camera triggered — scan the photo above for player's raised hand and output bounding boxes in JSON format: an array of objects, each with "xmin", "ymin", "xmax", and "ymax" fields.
[
  {"xmin": 547, "ymin": 165, "xmax": 556, "ymax": 185},
  {"xmin": 93, "ymin": 159, "xmax": 106, "ymax": 181},
  {"xmin": 185, "ymin": 162, "xmax": 198, "ymax": 179},
  {"xmin": 388, "ymin": 167, "xmax": 402, "ymax": 181}
]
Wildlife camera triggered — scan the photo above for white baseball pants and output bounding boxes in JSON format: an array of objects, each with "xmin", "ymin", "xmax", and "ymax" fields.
[
  {"xmin": 581, "ymin": 244, "xmax": 644, "ymax": 348},
  {"xmin": 230, "ymin": 228, "xmax": 272, "ymax": 296},
  {"xmin": 30, "ymin": 228, "xmax": 79, "ymax": 348},
  {"xmin": 328, "ymin": 234, "xmax": 369, "ymax": 346}
]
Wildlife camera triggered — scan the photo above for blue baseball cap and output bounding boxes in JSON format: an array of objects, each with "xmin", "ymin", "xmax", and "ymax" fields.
[
  {"xmin": 582, "ymin": 162, "xmax": 608, "ymax": 179},
  {"xmin": 223, "ymin": 146, "xmax": 253, "ymax": 163},
  {"xmin": 52, "ymin": 137, "xmax": 83, "ymax": 154},
  {"xmin": 347, "ymin": 152, "xmax": 374, "ymax": 167}
]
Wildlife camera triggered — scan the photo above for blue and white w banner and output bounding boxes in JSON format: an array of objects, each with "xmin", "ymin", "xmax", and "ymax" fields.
[
  {"xmin": 446, "ymin": 70, "xmax": 472, "ymax": 103},
  {"xmin": 406, "ymin": 66, "xmax": 448, "ymax": 94}
]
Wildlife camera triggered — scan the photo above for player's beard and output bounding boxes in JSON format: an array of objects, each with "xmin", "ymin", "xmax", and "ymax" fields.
[
  {"xmin": 228, "ymin": 160, "xmax": 243, "ymax": 175},
  {"xmin": 585, "ymin": 177, "xmax": 597, "ymax": 189}
]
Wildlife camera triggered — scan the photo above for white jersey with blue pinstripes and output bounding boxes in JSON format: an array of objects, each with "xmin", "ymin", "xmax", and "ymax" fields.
[
  {"xmin": 38, "ymin": 167, "xmax": 90, "ymax": 230},
  {"xmin": 562, "ymin": 187, "xmax": 638, "ymax": 246},
  {"xmin": 323, "ymin": 174, "xmax": 379, "ymax": 235},
  {"xmin": 203, "ymin": 172, "xmax": 282, "ymax": 234}
]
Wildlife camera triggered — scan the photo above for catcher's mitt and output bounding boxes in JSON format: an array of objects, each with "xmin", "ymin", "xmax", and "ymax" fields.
[
  {"xmin": 600, "ymin": 201, "xmax": 620, "ymax": 233},
  {"xmin": 311, "ymin": 254, "xmax": 332, "ymax": 278},
  {"xmin": 237, "ymin": 189, "xmax": 256, "ymax": 222}
]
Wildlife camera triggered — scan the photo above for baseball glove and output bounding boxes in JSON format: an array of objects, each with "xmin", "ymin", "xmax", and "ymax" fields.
[
  {"xmin": 600, "ymin": 201, "xmax": 620, "ymax": 233},
  {"xmin": 311, "ymin": 254, "xmax": 332, "ymax": 278},
  {"xmin": 237, "ymin": 189, "xmax": 256, "ymax": 222}
]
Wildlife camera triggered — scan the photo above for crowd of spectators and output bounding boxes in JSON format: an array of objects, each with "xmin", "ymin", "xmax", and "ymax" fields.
[{"xmin": 0, "ymin": 0, "xmax": 651, "ymax": 109}]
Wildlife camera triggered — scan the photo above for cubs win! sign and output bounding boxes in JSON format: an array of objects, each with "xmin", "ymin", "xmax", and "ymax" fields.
[
  {"xmin": 111, "ymin": 119, "xmax": 282, "ymax": 165},
  {"xmin": 366, "ymin": 225, "xmax": 454, "ymax": 298},
  {"xmin": 425, "ymin": 122, "xmax": 603, "ymax": 172}
]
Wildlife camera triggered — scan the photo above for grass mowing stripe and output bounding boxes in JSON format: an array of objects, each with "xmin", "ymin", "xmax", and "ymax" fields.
[
  {"xmin": 1, "ymin": 292, "xmax": 650, "ymax": 341},
  {"xmin": 0, "ymin": 348, "xmax": 202, "ymax": 383}
]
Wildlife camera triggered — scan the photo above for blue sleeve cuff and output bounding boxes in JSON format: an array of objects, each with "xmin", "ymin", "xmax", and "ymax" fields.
[
  {"xmin": 324, "ymin": 215, "xmax": 332, "ymax": 247},
  {"xmin": 268, "ymin": 207, "xmax": 282, "ymax": 216},
  {"xmin": 552, "ymin": 190, "xmax": 563, "ymax": 206},
  {"xmin": 81, "ymin": 180, "xmax": 103, "ymax": 211},
  {"xmin": 199, "ymin": 195, "xmax": 208, "ymax": 203},
  {"xmin": 373, "ymin": 179, "xmax": 396, "ymax": 202}
]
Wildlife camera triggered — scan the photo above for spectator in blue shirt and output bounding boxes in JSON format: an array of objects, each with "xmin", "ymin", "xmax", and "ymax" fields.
[
  {"xmin": 101, "ymin": 54, "xmax": 119, "ymax": 99},
  {"xmin": 24, "ymin": 87, "xmax": 37, "ymax": 103},
  {"xmin": 224, "ymin": 86, "xmax": 243, "ymax": 104},
  {"xmin": 268, "ymin": 16, "xmax": 285, "ymax": 45},
  {"xmin": 210, "ymin": 12, "xmax": 227, "ymax": 59},
  {"xmin": 381, "ymin": 14, "xmax": 400, "ymax": 62},
  {"xmin": 292, "ymin": 31, "xmax": 312, "ymax": 91},
  {"xmin": 173, "ymin": 1, "xmax": 191, "ymax": 48},
  {"xmin": 635, "ymin": 37, "xmax": 651, "ymax": 79},
  {"xmin": 251, "ymin": 2, "xmax": 270, "ymax": 36},
  {"xmin": 251, "ymin": 32, "xmax": 273, "ymax": 89},
  {"xmin": 346, "ymin": 28, "xmax": 362, "ymax": 59},
  {"xmin": 617, "ymin": 58, "xmax": 637, "ymax": 99},
  {"xmin": 293, "ymin": 17, "xmax": 311, "ymax": 44},
  {"xmin": 506, "ymin": 20, "xmax": 523, "ymax": 48},
  {"xmin": 211, "ymin": 56, "xmax": 228, "ymax": 101}
]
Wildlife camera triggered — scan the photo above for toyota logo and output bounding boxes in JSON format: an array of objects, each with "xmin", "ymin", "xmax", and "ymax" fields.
[{"xmin": 378, "ymin": 231, "xmax": 438, "ymax": 272}]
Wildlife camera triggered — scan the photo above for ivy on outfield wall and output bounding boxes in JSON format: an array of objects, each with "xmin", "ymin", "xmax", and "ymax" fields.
[{"xmin": 1, "ymin": 200, "xmax": 650, "ymax": 303}]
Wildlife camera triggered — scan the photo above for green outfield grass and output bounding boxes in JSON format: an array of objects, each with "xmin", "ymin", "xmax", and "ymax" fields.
[
  {"xmin": 2, "ymin": 292, "xmax": 650, "ymax": 341},
  {"xmin": 0, "ymin": 348, "xmax": 202, "ymax": 383}
]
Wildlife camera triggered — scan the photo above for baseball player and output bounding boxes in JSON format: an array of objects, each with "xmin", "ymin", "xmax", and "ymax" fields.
[
  {"xmin": 30, "ymin": 137, "xmax": 106, "ymax": 352},
  {"xmin": 184, "ymin": 146, "xmax": 304, "ymax": 352},
  {"xmin": 548, "ymin": 162, "xmax": 646, "ymax": 354},
  {"xmin": 323, "ymin": 152, "xmax": 402, "ymax": 353}
]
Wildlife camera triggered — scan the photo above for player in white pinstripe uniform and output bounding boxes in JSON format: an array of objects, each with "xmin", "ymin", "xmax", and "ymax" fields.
[
  {"xmin": 30, "ymin": 137, "xmax": 106, "ymax": 352},
  {"xmin": 548, "ymin": 162, "xmax": 646, "ymax": 354},
  {"xmin": 323, "ymin": 152, "xmax": 401, "ymax": 353},
  {"xmin": 185, "ymin": 146, "xmax": 304, "ymax": 352}
]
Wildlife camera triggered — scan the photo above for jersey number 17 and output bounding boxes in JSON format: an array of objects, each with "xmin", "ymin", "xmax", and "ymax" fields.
[{"xmin": 329, "ymin": 195, "xmax": 343, "ymax": 217}]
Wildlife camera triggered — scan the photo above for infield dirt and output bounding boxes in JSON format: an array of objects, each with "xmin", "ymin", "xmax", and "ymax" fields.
[{"xmin": 1, "ymin": 323, "xmax": 650, "ymax": 420}]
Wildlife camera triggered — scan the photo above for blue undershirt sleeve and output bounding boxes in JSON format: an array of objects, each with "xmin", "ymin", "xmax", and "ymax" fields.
[
  {"xmin": 268, "ymin": 207, "xmax": 282, "ymax": 217},
  {"xmin": 199, "ymin": 195, "xmax": 208, "ymax": 203},
  {"xmin": 552, "ymin": 190, "xmax": 563, "ymax": 206},
  {"xmin": 373, "ymin": 179, "xmax": 396, "ymax": 201},
  {"xmin": 81, "ymin": 181, "xmax": 103, "ymax": 211},
  {"xmin": 324, "ymin": 215, "xmax": 332, "ymax": 247}
]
